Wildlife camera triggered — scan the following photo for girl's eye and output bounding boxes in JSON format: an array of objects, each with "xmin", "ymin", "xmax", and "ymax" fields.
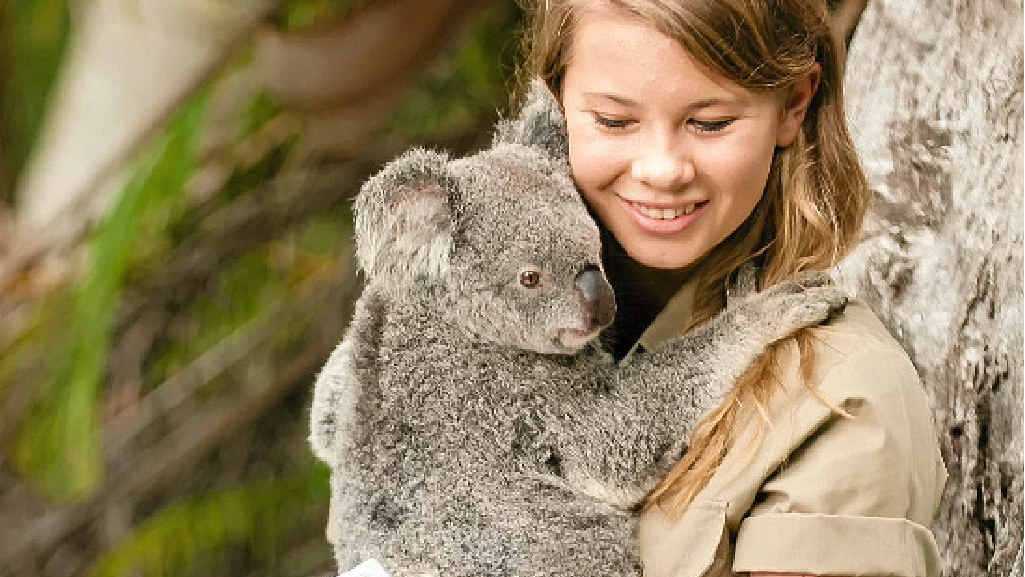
[
  {"xmin": 519, "ymin": 270, "xmax": 542, "ymax": 288},
  {"xmin": 592, "ymin": 113, "xmax": 634, "ymax": 130},
  {"xmin": 690, "ymin": 118, "xmax": 735, "ymax": 133}
]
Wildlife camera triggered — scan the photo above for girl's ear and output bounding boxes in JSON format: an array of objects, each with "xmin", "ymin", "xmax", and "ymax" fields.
[
  {"xmin": 493, "ymin": 78, "xmax": 569, "ymax": 161},
  {"xmin": 776, "ymin": 64, "xmax": 822, "ymax": 147},
  {"xmin": 354, "ymin": 148, "xmax": 454, "ymax": 287}
]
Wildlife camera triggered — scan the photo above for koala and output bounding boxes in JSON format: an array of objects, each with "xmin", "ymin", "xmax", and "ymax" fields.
[{"xmin": 309, "ymin": 79, "xmax": 847, "ymax": 577}]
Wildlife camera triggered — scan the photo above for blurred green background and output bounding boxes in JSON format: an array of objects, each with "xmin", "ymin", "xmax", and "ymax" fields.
[{"xmin": 0, "ymin": 1, "xmax": 523, "ymax": 575}]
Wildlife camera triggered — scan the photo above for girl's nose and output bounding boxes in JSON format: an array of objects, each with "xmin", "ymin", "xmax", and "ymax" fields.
[{"xmin": 630, "ymin": 147, "xmax": 695, "ymax": 191}]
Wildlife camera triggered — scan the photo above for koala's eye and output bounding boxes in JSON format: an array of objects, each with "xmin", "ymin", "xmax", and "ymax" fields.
[{"xmin": 519, "ymin": 270, "xmax": 542, "ymax": 288}]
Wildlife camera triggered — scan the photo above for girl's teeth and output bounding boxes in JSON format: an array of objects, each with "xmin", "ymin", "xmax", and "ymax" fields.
[{"xmin": 632, "ymin": 202, "xmax": 698, "ymax": 220}]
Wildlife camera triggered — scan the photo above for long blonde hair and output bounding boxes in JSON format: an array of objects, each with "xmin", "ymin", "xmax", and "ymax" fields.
[{"xmin": 517, "ymin": 0, "xmax": 869, "ymax": 516}]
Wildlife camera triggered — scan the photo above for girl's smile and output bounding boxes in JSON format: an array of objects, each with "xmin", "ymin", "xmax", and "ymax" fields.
[
  {"xmin": 560, "ymin": 5, "xmax": 812, "ymax": 270},
  {"xmin": 619, "ymin": 196, "xmax": 709, "ymax": 235}
]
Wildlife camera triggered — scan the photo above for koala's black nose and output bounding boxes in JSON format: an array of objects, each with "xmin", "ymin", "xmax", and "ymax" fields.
[{"xmin": 574, "ymin": 265, "xmax": 616, "ymax": 329}]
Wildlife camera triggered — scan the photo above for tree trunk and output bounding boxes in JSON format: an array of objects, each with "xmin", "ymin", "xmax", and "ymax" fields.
[{"xmin": 837, "ymin": 2, "xmax": 1023, "ymax": 576}]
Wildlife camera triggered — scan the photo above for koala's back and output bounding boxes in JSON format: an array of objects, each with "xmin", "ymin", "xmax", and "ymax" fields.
[{"xmin": 331, "ymin": 290, "xmax": 639, "ymax": 577}]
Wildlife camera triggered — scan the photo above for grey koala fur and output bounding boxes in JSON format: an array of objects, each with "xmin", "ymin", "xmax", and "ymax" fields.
[{"xmin": 309, "ymin": 79, "xmax": 848, "ymax": 577}]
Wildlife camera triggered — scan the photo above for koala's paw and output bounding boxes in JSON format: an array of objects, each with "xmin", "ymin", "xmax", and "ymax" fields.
[{"xmin": 727, "ymin": 272, "xmax": 848, "ymax": 346}]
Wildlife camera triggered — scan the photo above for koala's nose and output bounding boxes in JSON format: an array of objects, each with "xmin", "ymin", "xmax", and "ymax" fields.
[{"xmin": 574, "ymin": 265, "xmax": 616, "ymax": 329}]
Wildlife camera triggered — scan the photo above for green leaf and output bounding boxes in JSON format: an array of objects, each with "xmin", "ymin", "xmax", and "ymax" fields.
[{"xmin": 11, "ymin": 96, "xmax": 206, "ymax": 500}]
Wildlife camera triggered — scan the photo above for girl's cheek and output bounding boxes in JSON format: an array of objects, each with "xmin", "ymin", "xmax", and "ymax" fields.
[
  {"xmin": 570, "ymin": 142, "xmax": 619, "ymax": 192},
  {"xmin": 700, "ymin": 127, "xmax": 774, "ymax": 188},
  {"xmin": 567, "ymin": 124, "xmax": 628, "ymax": 190}
]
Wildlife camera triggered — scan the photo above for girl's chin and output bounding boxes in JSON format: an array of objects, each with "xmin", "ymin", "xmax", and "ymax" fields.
[{"xmin": 618, "ymin": 240, "xmax": 702, "ymax": 270}]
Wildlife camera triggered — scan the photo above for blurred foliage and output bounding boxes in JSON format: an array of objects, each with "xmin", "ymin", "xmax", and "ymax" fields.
[
  {"xmin": 1, "ymin": 0, "xmax": 71, "ymax": 202},
  {"xmin": 2, "ymin": 1, "xmax": 522, "ymax": 575},
  {"xmin": 88, "ymin": 465, "xmax": 330, "ymax": 577},
  {"xmin": 12, "ymin": 95, "xmax": 206, "ymax": 500},
  {"xmin": 391, "ymin": 1, "xmax": 522, "ymax": 140},
  {"xmin": 241, "ymin": 91, "xmax": 285, "ymax": 141},
  {"xmin": 277, "ymin": 0, "xmax": 370, "ymax": 31}
]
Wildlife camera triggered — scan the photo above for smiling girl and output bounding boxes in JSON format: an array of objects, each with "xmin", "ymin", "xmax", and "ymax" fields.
[{"xmin": 518, "ymin": 1, "xmax": 947, "ymax": 576}]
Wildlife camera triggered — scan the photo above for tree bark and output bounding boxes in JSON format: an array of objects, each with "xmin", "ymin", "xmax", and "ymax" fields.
[{"xmin": 837, "ymin": 2, "xmax": 1023, "ymax": 576}]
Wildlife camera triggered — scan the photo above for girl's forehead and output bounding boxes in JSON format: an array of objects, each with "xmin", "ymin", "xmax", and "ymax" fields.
[
  {"xmin": 563, "ymin": 8, "xmax": 757, "ymax": 108},
  {"xmin": 570, "ymin": 6, "xmax": 677, "ymax": 59}
]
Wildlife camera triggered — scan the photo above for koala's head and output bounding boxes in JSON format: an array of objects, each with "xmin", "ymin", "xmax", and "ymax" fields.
[{"xmin": 354, "ymin": 79, "xmax": 615, "ymax": 354}]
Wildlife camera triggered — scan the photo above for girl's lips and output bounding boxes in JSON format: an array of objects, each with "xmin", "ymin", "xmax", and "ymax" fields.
[{"xmin": 619, "ymin": 197, "xmax": 708, "ymax": 234}]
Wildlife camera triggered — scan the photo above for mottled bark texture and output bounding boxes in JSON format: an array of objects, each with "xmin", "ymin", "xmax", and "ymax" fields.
[{"xmin": 836, "ymin": 2, "xmax": 1023, "ymax": 576}]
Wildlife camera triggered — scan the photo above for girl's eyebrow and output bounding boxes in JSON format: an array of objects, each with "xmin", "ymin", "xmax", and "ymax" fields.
[
  {"xmin": 582, "ymin": 92, "xmax": 742, "ymax": 111},
  {"xmin": 582, "ymin": 91, "xmax": 640, "ymax": 106}
]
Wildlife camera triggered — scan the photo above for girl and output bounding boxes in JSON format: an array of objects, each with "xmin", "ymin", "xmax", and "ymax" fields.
[{"xmin": 517, "ymin": 1, "xmax": 947, "ymax": 576}]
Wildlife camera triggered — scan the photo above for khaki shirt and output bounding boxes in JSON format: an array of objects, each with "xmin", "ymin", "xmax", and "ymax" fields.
[{"xmin": 631, "ymin": 282, "xmax": 948, "ymax": 577}]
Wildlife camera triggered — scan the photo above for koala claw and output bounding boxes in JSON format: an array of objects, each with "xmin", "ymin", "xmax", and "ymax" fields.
[
  {"xmin": 736, "ymin": 282, "xmax": 849, "ymax": 347},
  {"xmin": 779, "ymin": 286, "xmax": 848, "ymax": 326}
]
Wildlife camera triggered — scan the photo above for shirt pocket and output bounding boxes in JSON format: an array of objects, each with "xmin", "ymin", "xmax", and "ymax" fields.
[{"xmin": 638, "ymin": 499, "xmax": 730, "ymax": 577}]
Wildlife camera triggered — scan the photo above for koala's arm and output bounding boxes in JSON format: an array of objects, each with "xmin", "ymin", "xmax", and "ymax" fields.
[
  {"xmin": 547, "ymin": 276, "xmax": 848, "ymax": 509},
  {"xmin": 309, "ymin": 294, "xmax": 384, "ymax": 468},
  {"xmin": 309, "ymin": 333, "xmax": 358, "ymax": 467}
]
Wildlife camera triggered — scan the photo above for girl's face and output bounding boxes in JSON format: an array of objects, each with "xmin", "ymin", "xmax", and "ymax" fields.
[{"xmin": 561, "ymin": 7, "xmax": 815, "ymax": 270}]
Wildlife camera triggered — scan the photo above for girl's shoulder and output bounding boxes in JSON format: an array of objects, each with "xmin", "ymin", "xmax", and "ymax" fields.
[
  {"xmin": 809, "ymin": 296, "xmax": 907, "ymax": 358},
  {"xmin": 797, "ymin": 296, "xmax": 924, "ymax": 400},
  {"xmin": 762, "ymin": 296, "xmax": 947, "ymax": 520},
  {"xmin": 764, "ymin": 296, "xmax": 945, "ymax": 502}
]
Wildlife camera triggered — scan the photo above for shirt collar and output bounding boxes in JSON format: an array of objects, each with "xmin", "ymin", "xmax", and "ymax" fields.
[{"xmin": 619, "ymin": 278, "xmax": 700, "ymax": 362}]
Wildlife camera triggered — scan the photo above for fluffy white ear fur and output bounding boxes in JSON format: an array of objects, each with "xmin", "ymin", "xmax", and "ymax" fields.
[
  {"xmin": 493, "ymin": 78, "xmax": 568, "ymax": 161},
  {"xmin": 354, "ymin": 148, "xmax": 454, "ymax": 288}
]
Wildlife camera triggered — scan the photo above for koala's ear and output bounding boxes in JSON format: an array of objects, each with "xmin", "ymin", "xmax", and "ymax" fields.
[
  {"xmin": 354, "ymin": 148, "xmax": 454, "ymax": 286},
  {"xmin": 493, "ymin": 78, "xmax": 568, "ymax": 161}
]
